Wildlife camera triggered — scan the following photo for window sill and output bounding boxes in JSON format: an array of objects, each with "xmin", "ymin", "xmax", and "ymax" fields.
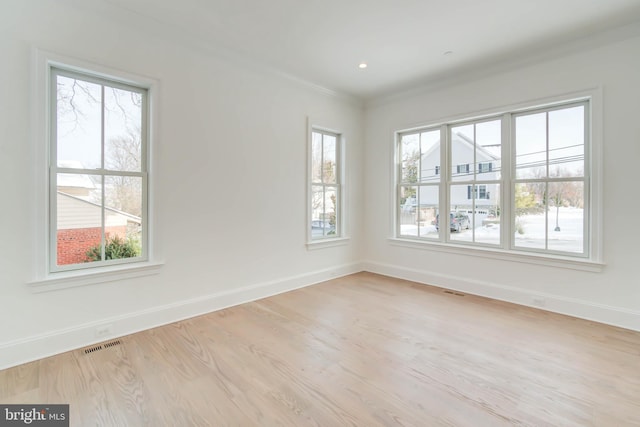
[
  {"xmin": 388, "ymin": 238, "xmax": 604, "ymax": 272},
  {"xmin": 29, "ymin": 261, "xmax": 164, "ymax": 293},
  {"xmin": 306, "ymin": 236, "xmax": 350, "ymax": 250}
]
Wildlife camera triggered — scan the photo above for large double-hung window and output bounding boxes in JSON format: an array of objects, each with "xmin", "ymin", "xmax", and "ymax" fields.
[
  {"xmin": 396, "ymin": 98, "xmax": 595, "ymax": 262},
  {"xmin": 398, "ymin": 129, "xmax": 441, "ymax": 239},
  {"xmin": 513, "ymin": 103, "xmax": 587, "ymax": 253},
  {"xmin": 309, "ymin": 128, "xmax": 342, "ymax": 241},
  {"xmin": 50, "ymin": 67, "xmax": 148, "ymax": 271}
]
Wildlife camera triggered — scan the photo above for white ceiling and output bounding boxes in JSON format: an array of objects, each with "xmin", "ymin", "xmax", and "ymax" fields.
[{"xmin": 102, "ymin": 0, "xmax": 640, "ymax": 100}]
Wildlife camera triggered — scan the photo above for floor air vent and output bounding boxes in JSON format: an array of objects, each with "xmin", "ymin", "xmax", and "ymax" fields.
[
  {"xmin": 84, "ymin": 345, "xmax": 103, "ymax": 354},
  {"xmin": 444, "ymin": 290, "xmax": 465, "ymax": 297},
  {"xmin": 103, "ymin": 339, "xmax": 122, "ymax": 349},
  {"xmin": 83, "ymin": 339, "xmax": 122, "ymax": 355}
]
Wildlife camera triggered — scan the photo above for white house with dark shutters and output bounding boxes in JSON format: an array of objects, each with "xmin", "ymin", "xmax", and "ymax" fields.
[
  {"xmin": 413, "ymin": 132, "xmax": 500, "ymax": 226},
  {"xmin": 420, "ymin": 132, "xmax": 500, "ymax": 207}
]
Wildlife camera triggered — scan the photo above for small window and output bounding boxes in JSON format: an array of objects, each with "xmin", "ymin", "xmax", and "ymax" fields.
[
  {"xmin": 467, "ymin": 184, "xmax": 490, "ymax": 200},
  {"xmin": 50, "ymin": 67, "xmax": 148, "ymax": 271},
  {"xmin": 456, "ymin": 164, "xmax": 470, "ymax": 174},
  {"xmin": 310, "ymin": 129, "xmax": 342, "ymax": 240},
  {"xmin": 478, "ymin": 162, "xmax": 493, "ymax": 173}
]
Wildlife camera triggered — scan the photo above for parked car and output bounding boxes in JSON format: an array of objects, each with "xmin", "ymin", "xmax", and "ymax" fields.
[{"xmin": 435, "ymin": 212, "xmax": 470, "ymax": 232}]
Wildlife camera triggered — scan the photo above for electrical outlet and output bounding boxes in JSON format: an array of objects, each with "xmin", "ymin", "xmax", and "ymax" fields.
[
  {"xmin": 533, "ymin": 297, "xmax": 546, "ymax": 307},
  {"xmin": 95, "ymin": 324, "xmax": 113, "ymax": 338}
]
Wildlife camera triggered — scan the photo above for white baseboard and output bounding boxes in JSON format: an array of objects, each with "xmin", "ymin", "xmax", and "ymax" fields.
[
  {"xmin": 0, "ymin": 262, "xmax": 363, "ymax": 370},
  {"xmin": 362, "ymin": 260, "xmax": 640, "ymax": 333},
  {"xmin": 4, "ymin": 260, "xmax": 638, "ymax": 370}
]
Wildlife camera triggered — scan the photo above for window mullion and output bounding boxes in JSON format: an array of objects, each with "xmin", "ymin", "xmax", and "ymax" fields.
[
  {"xmin": 395, "ymin": 134, "xmax": 399, "ymax": 237},
  {"xmin": 502, "ymin": 112, "xmax": 511, "ymax": 250},
  {"xmin": 49, "ymin": 70, "xmax": 59, "ymax": 270},
  {"xmin": 417, "ymin": 133, "xmax": 422, "ymax": 238},
  {"xmin": 100, "ymin": 84, "xmax": 106, "ymax": 261},
  {"xmin": 583, "ymin": 104, "xmax": 591, "ymax": 257},
  {"xmin": 441, "ymin": 124, "xmax": 449, "ymax": 243},
  {"xmin": 544, "ymin": 112, "xmax": 550, "ymax": 251},
  {"xmin": 472, "ymin": 125, "xmax": 477, "ymax": 242}
]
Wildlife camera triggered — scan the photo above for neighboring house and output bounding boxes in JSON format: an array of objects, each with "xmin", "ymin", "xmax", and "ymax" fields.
[
  {"xmin": 57, "ymin": 191, "xmax": 141, "ymax": 265},
  {"xmin": 403, "ymin": 132, "xmax": 501, "ymax": 226}
]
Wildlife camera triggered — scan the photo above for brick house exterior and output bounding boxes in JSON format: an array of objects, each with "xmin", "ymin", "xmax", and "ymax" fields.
[
  {"xmin": 57, "ymin": 226, "xmax": 128, "ymax": 265},
  {"xmin": 56, "ymin": 192, "xmax": 140, "ymax": 265}
]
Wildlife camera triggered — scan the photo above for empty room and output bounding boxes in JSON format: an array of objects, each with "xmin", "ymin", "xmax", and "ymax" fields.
[{"xmin": 1, "ymin": 0, "xmax": 640, "ymax": 425}]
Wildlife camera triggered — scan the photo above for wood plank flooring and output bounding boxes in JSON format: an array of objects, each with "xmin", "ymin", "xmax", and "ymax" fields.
[{"xmin": 1, "ymin": 272, "xmax": 640, "ymax": 426}]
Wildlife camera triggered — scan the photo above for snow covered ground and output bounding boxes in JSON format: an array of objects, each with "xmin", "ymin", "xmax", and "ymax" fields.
[{"xmin": 400, "ymin": 207, "xmax": 583, "ymax": 253}]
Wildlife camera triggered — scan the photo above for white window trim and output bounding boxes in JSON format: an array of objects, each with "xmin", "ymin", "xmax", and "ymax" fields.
[
  {"xmin": 306, "ymin": 119, "xmax": 349, "ymax": 248},
  {"xmin": 30, "ymin": 49, "xmax": 163, "ymax": 289},
  {"xmin": 391, "ymin": 88, "xmax": 604, "ymax": 269},
  {"xmin": 388, "ymin": 237, "xmax": 604, "ymax": 272}
]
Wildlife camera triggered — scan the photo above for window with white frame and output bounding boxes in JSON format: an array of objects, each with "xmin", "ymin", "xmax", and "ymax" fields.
[
  {"xmin": 310, "ymin": 129, "xmax": 342, "ymax": 240},
  {"xmin": 398, "ymin": 129, "xmax": 440, "ymax": 239},
  {"xmin": 50, "ymin": 67, "xmax": 148, "ymax": 271},
  {"xmin": 395, "ymin": 99, "xmax": 592, "ymax": 260},
  {"xmin": 513, "ymin": 103, "xmax": 587, "ymax": 254},
  {"xmin": 450, "ymin": 118, "xmax": 502, "ymax": 245}
]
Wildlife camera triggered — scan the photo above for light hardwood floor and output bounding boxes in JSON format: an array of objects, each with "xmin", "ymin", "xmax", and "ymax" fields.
[{"xmin": 1, "ymin": 272, "xmax": 639, "ymax": 426}]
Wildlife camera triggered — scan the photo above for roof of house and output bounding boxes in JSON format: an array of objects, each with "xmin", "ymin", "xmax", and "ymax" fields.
[
  {"xmin": 58, "ymin": 191, "xmax": 142, "ymax": 225},
  {"xmin": 421, "ymin": 132, "xmax": 501, "ymax": 161}
]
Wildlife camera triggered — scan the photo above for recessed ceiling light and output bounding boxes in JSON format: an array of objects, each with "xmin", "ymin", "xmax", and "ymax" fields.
[{"xmin": 358, "ymin": 62, "xmax": 368, "ymax": 69}]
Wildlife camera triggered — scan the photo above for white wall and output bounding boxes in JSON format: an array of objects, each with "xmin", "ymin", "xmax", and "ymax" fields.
[
  {"xmin": 364, "ymin": 31, "xmax": 640, "ymax": 330},
  {"xmin": 0, "ymin": 0, "xmax": 364, "ymax": 368}
]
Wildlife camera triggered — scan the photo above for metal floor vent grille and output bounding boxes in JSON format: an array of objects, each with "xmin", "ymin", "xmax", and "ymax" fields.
[
  {"xmin": 83, "ymin": 339, "xmax": 123, "ymax": 355},
  {"xmin": 444, "ymin": 290, "xmax": 465, "ymax": 297}
]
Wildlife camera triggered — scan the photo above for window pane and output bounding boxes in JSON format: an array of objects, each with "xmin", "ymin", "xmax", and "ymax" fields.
[
  {"xmin": 417, "ymin": 186, "xmax": 438, "ymax": 238},
  {"xmin": 514, "ymin": 183, "xmax": 546, "ymax": 250},
  {"xmin": 105, "ymin": 87, "xmax": 143, "ymax": 172},
  {"xmin": 56, "ymin": 173, "xmax": 103, "ymax": 266},
  {"xmin": 56, "ymin": 75, "xmax": 102, "ymax": 169},
  {"xmin": 104, "ymin": 176, "xmax": 142, "ymax": 259},
  {"xmin": 452, "ymin": 123, "xmax": 474, "ymax": 141},
  {"xmin": 451, "ymin": 124, "xmax": 474, "ymax": 181},
  {"xmin": 475, "ymin": 184, "xmax": 501, "ymax": 246},
  {"xmin": 399, "ymin": 186, "xmax": 418, "ymax": 237},
  {"xmin": 104, "ymin": 176, "xmax": 142, "ymax": 218},
  {"xmin": 419, "ymin": 130, "xmax": 440, "ymax": 183},
  {"xmin": 323, "ymin": 134, "xmax": 337, "ymax": 184},
  {"xmin": 449, "ymin": 185, "xmax": 472, "ymax": 242},
  {"xmin": 401, "ymin": 133, "xmax": 419, "ymax": 183},
  {"xmin": 311, "ymin": 185, "xmax": 324, "ymax": 237},
  {"xmin": 515, "ymin": 112, "xmax": 546, "ymax": 179},
  {"xmin": 547, "ymin": 181, "xmax": 584, "ymax": 253},
  {"xmin": 476, "ymin": 119, "xmax": 501, "ymax": 180},
  {"xmin": 549, "ymin": 106, "xmax": 584, "ymax": 178},
  {"xmin": 311, "ymin": 185, "xmax": 337, "ymax": 238},
  {"xmin": 311, "ymin": 132, "xmax": 322, "ymax": 183},
  {"xmin": 325, "ymin": 187, "xmax": 338, "ymax": 236}
]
